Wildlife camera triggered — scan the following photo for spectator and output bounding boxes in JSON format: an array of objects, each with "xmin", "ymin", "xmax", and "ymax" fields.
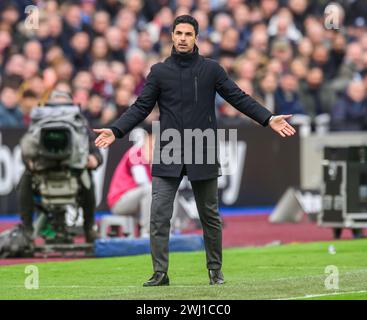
[
  {"xmin": 329, "ymin": 33, "xmax": 347, "ymax": 76},
  {"xmin": 107, "ymin": 127, "xmax": 155, "ymax": 237},
  {"xmin": 218, "ymin": 52, "xmax": 236, "ymax": 76},
  {"xmin": 73, "ymin": 87, "xmax": 90, "ymax": 111},
  {"xmin": 114, "ymin": 87, "xmax": 133, "ymax": 119},
  {"xmin": 53, "ymin": 59, "xmax": 74, "ymax": 82},
  {"xmin": 212, "ymin": 27, "xmax": 240, "ymax": 59},
  {"xmin": 67, "ymin": 31, "xmax": 92, "ymax": 73},
  {"xmin": 210, "ymin": 13, "xmax": 233, "ymax": 46},
  {"xmin": 105, "ymin": 26, "xmax": 126, "ymax": 62},
  {"xmin": 54, "ymin": 81, "xmax": 72, "ymax": 95},
  {"xmin": 290, "ymin": 57, "xmax": 308, "ymax": 81},
  {"xmin": 288, "ymin": 0, "xmax": 309, "ymax": 34},
  {"xmin": 91, "ymin": 10, "xmax": 111, "ymax": 38},
  {"xmin": 218, "ymin": 100, "xmax": 249, "ymax": 127},
  {"xmin": 47, "ymin": 14, "xmax": 64, "ymax": 48},
  {"xmin": 126, "ymin": 49, "xmax": 147, "ymax": 95},
  {"xmin": 19, "ymin": 90, "xmax": 38, "ymax": 126},
  {"xmin": 115, "ymin": 8, "xmax": 138, "ymax": 46},
  {"xmin": 82, "ymin": 93, "xmax": 105, "ymax": 128},
  {"xmin": 118, "ymin": 73, "xmax": 137, "ymax": 96},
  {"xmin": 107, "ymin": 61, "xmax": 126, "ymax": 88},
  {"xmin": 310, "ymin": 44, "xmax": 336, "ymax": 80},
  {"xmin": 268, "ymin": 7, "xmax": 302, "ymax": 45},
  {"xmin": 235, "ymin": 59, "xmax": 257, "ymax": 82},
  {"xmin": 0, "ymin": 3, "xmax": 20, "ymax": 30},
  {"xmin": 333, "ymin": 42, "xmax": 365, "ymax": 93},
  {"xmin": 61, "ymin": 3, "xmax": 91, "ymax": 45},
  {"xmin": 23, "ymin": 40, "xmax": 43, "ymax": 65},
  {"xmin": 266, "ymin": 57, "xmax": 284, "ymax": 76},
  {"xmin": 232, "ymin": 4, "xmax": 251, "ymax": 50},
  {"xmin": 299, "ymin": 67, "xmax": 336, "ymax": 121},
  {"xmin": 141, "ymin": 0, "xmax": 171, "ymax": 22},
  {"xmin": 196, "ymin": 37, "xmax": 214, "ymax": 58},
  {"xmin": 260, "ymin": 0, "xmax": 279, "ymax": 21},
  {"xmin": 297, "ymin": 37, "xmax": 313, "ymax": 62},
  {"xmin": 23, "ymin": 60, "xmax": 39, "ymax": 80},
  {"xmin": 90, "ymin": 60, "xmax": 114, "ymax": 99},
  {"xmin": 330, "ymin": 80, "xmax": 367, "ymax": 131},
  {"xmin": 0, "ymin": 85, "xmax": 23, "ymax": 128},
  {"xmin": 270, "ymin": 39, "xmax": 294, "ymax": 72},
  {"xmin": 304, "ymin": 19, "xmax": 325, "ymax": 46},
  {"xmin": 192, "ymin": 9, "xmax": 212, "ymax": 40},
  {"xmin": 21, "ymin": 74, "xmax": 46, "ymax": 101},
  {"xmin": 137, "ymin": 29, "xmax": 156, "ymax": 55},
  {"xmin": 4, "ymin": 54, "xmax": 26, "ymax": 78},
  {"xmin": 249, "ymin": 24, "xmax": 269, "ymax": 54},
  {"xmin": 363, "ymin": 71, "xmax": 367, "ymax": 93},
  {"xmin": 91, "ymin": 36, "xmax": 109, "ymax": 61},
  {"xmin": 44, "ymin": 45, "xmax": 64, "ymax": 67},
  {"xmin": 254, "ymin": 72, "xmax": 278, "ymax": 114},
  {"xmin": 0, "ymin": 30, "xmax": 11, "ymax": 69},
  {"xmin": 96, "ymin": 0, "xmax": 122, "ymax": 20},
  {"xmin": 80, "ymin": 0, "xmax": 97, "ymax": 25},
  {"xmin": 123, "ymin": 0, "xmax": 147, "ymax": 30},
  {"xmin": 274, "ymin": 72, "xmax": 305, "ymax": 115},
  {"xmin": 73, "ymin": 70, "xmax": 94, "ymax": 92}
]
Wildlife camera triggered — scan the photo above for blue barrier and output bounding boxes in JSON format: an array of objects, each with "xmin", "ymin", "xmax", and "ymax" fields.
[{"xmin": 95, "ymin": 234, "xmax": 204, "ymax": 258}]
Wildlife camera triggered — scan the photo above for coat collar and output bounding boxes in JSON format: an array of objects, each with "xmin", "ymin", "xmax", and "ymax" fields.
[{"xmin": 170, "ymin": 44, "xmax": 199, "ymax": 68}]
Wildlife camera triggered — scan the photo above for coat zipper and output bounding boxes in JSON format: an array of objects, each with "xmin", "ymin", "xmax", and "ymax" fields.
[{"xmin": 194, "ymin": 76, "xmax": 198, "ymax": 104}]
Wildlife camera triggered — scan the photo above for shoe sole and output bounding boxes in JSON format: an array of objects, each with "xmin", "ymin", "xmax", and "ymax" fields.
[
  {"xmin": 143, "ymin": 282, "xmax": 170, "ymax": 287},
  {"xmin": 143, "ymin": 279, "xmax": 170, "ymax": 287}
]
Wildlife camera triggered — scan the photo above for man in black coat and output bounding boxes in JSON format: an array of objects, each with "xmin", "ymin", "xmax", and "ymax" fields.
[{"xmin": 94, "ymin": 15, "xmax": 296, "ymax": 286}]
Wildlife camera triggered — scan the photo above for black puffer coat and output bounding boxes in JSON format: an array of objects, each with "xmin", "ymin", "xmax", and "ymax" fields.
[{"xmin": 112, "ymin": 45, "xmax": 272, "ymax": 181}]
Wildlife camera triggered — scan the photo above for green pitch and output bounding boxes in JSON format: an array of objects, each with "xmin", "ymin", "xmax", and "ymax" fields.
[{"xmin": 0, "ymin": 239, "xmax": 367, "ymax": 300}]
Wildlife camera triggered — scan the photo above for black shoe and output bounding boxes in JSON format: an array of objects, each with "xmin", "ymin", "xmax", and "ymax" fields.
[
  {"xmin": 208, "ymin": 269, "xmax": 225, "ymax": 285},
  {"xmin": 143, "ymin": 272, "xmax": 169, "ymax": 287}
]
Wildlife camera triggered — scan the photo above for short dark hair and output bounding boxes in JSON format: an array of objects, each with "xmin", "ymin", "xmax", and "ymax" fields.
[{"xmin": 172, "ymin": 15, "xmax": 199, "ymax": 36}]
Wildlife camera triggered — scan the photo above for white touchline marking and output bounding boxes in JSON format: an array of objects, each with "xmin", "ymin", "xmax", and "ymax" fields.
[{"xmin": 275, "ymin": 290, "xmax": 367, "ymax": 300}]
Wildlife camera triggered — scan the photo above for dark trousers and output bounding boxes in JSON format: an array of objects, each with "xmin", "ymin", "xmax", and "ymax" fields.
[
  {"xmin": 150, "ymin": 169, "xmax": 222, "ymax": 272},
  {"xmin": 17, "ymin": 169, "xmax": 96, "ymax": 233}
]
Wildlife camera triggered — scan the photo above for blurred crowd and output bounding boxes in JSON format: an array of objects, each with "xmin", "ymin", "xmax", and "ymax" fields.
[{"xmin": 0, "ymin": 0, "xmax": 367, "ymax": 132}]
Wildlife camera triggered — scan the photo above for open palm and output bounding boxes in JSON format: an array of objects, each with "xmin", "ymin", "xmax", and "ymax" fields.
[
  {"xmin": 269, "ymin": 115, "xmax": 296, "ymax": 137},
  {"xmin": 93, "ymin": 128, "xmax": 116, "ymax": 148}
]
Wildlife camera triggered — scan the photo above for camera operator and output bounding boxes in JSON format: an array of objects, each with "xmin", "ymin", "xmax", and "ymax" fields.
[{"xmin": 17, "ymin": 90, "xmax": 103, "ymax": 243}]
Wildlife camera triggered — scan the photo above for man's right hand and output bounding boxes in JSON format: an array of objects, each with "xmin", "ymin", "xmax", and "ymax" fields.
[{"xmin": 93, "ymin": 128, "xmax": 116, "ymax": 148}]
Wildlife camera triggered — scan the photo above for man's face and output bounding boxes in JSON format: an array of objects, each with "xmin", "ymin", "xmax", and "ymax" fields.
[
  {"xmin": 0, "ymin": 87, "xmax": 18, "ymax": 108},
  {"xmin": 172, "ymin": 23, "xmax": 196, "ymax": 53}
]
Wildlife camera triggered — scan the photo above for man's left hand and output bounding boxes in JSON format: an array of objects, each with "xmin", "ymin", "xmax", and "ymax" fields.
[
  {"xmin": 269, "ymin": 115, "xmax": 296, "ymax": 138},
  {"xmin": 87, "ymin": 155, "xmax": 99, "ymax": 169}
]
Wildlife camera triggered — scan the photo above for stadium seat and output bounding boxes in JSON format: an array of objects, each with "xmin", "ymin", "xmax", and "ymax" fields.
[{"xmin": 99, "ymin": 215, "xmax": 135, "ymax": 238}]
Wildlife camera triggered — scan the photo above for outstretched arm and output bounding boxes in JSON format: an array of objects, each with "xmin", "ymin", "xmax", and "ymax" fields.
[
  {"xmin": 215, "ymin": 64, "xmax": 296, "ymax": 137},
  {"xmin": 94, "ymin": 66, "xmax": 160, "ymax": 148}
]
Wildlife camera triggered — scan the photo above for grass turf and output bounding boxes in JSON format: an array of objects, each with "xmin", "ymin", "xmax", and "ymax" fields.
[{"xmin": 0, "ymin": 238, "xmax": 366, "ymax": 300}]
